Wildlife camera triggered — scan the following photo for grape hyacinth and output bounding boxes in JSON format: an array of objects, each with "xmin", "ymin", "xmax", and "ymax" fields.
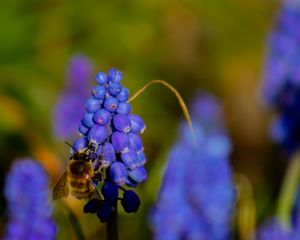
[
  {"xmin": 150, "ymin": 93, "xmax": 235, "ymax": 240},
  {"xmin": 256, "ymin": 188, "xmax": 300, "ymax": 239},
  {"xmin": 261, "ymin": 1, "xmax": 300, "ymax": 154},
  {"xmin": 71, "ymin": 68, "xmax": 146, "ymax": 223},
  {"xmin": 53, "ymin": 55, "xmax": 92, "ymax": 139},
  {"xmin": 4, "ymin": 159, "xmax": 56, "ymax": 240}
]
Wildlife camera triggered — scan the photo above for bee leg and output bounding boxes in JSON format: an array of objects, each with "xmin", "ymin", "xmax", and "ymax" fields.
[{"xmin": 90, "ymin": 182, "xmax": 102, "ymax": 200}]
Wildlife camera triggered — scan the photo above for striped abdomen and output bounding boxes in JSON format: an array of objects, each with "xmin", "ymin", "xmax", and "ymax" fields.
[
  {"xmin": 67, "ymin": 159, "xmax": 95, "ymax": 200},
  {"xmin": 68, "ymin": 174, "xmax": 94, "ymax": 199}
]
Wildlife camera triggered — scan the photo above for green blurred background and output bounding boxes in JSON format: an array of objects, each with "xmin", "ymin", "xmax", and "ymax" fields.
[{"xmin": 0, "ymin": 0, "xmax": 284, "ymax": 239}]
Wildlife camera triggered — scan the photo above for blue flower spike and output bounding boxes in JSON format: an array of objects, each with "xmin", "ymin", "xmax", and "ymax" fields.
[
  {"xmin": 4, "ymin": 159, "xmax": 57, "ymax": 239},
  {"xmin": 261, "ymin": 3, "xmax": 300, "ymax": 154},
  {"xmin": 150, "ymin": 93, "xmax": 235, "ymax": 239},
  {"xmin": 69, "ymin": 68, "xmax": 146, "ymax": 222},
  {"xmin": 53, "ymin": 55, "xmax": 92, "ymax": 139},
  {"xmin": 121, "ymin": 190, "xmax": 141, "ymax": 213}
]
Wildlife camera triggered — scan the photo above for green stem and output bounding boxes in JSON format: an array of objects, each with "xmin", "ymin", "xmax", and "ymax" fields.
[
  {"xmin": 234, "ymin": 173, "xmax": 256, "ymax": 240},
  {"xmin": 276, "ymin": 151, "xmax": 300, "ymax": 227},
  {"xmin": 62, "ymin": 202, "xmax": 85, "ymax": 240},
  {"xmin": 106, "ymin": 203, "xmax": 119, "ymax": 240},
  {"xmin": 129, "ymin": 79, "xmax": 197, "ymax": 144}
]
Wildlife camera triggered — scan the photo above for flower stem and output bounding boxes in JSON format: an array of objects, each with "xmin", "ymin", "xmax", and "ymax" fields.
[
  {"xmin": 276, "ymin": 151, "xmax": 300, "ymax": 227},
  {"xmin": 234, "ymin": 173, "xmax": 256, "ymax": 240},
  {"xmin": 129, "ymin": 80, "xmax": 196, "ymax": 143},
  {"xmin": 106, "ymin": 203, "xmax": 119, "ymax": 240}
]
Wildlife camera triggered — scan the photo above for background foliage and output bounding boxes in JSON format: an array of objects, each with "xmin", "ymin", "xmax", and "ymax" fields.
[{"xmin": 0, "ymin": 0, "xmax": 282, "ymax": 239}]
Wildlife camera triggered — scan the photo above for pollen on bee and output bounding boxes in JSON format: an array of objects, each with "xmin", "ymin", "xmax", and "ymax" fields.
[{"xmin": 85, "ymin": 174, "xmax": 89, "ymax": 179}]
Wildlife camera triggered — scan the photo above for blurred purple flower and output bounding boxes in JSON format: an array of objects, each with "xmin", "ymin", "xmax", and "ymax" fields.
[
  {"xmin": 150, "ymin": 93, "xmax": 235, "ymax": 240},
  {"xmin": 261, "ymin": 2, "xmax": 300, "ymax": 154},
  {"xmin": 258, "ymin": 186, "xmax": 300, "ymax": 240},
  {"xmin": 257, "ymin": 219, "xmax": 291, "ymax": 240},
  {"xmin": 53, "ymin": 55, "xmax": 92, "ymax": 139},
  {"xmin": 4, "ymin": 159, "xmax": 56, "ymax": 240}
]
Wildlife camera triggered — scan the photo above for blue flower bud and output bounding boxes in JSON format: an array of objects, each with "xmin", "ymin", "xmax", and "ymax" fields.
[
  {"xmin": 128, "ymin": 133, "xmax": 144, "ymax": 152},
  {"xmin": 92, "ymin": 85, "xmax": 106, "ymax": 99},
  {"xmin": 82, "ymin": 112, "xmax": 95, "ymax": 128},
  {"xmin": 93, "ymin": 109, "xmax": 111, "ymax": 125},
  {"xmin": 113, "ymin": 114, "xmax": 131, "ymax": 133},
  {"xmin": 108, "ymin": 68, "xmax": 123, "ymax": 82},
  {"xmin": 117, "ymin": 87, "xmax": 129, "ymax": 102},
  {"xmin": 85, "ymin": 97, "xmax": 103, "ymax": 113},
  {"xmin": 108, "ymin": 82, "xmax": 122, "ymax": 96},
  {"xmin": 109, "ymin": 162, "xmax": 127, "ymax": 186},
  {"xmin": 84, "ymin": 199, "xmax": 101, "ymax": 214},
  {"xmin": 104, "ymin": 97, "xmax": 119, "ymax": 112},
  {"xmin": 95, "ymin": 72, "xmax": 107, "ymax": 85},
  {"xmin": 121, "ymin": 150, "xmax": 138, "ymax": 169},
  {"xmin": 101, "ymin": 182, "xmax": 119, "ymax": 205},
  {"xmin": 97, "ymin": 202, "xmax": 111, "ymax": 223},
  {"xmin": 117, "ymin": 102, "xmax": 131, "ymax": 115},
  {"xmin": 136, "ymin": 151, "xmax": 146, "ymax": 167},
  {"xmin": 87, "ymin": 125, "xmax": 107, "ymax": 144},
  {"xmin": 128, "ymin": 166, "xmax": 147, "ymax": 183},
  {"xmin": 111, "ymin": 132, "xmax": 130, "ymax": 153},
  {"xmin": 72, "ymin": 137, "xmax": 88, "ymax": 154},
  {"xmin": 78, "ymin": 123, "xmax": 90, "ymax": 136},
  {"xmin": 126, "ymin": 177, "xmax": 138, "ymax": 187},
  {"xmin": 121, "ymin": 190, "xmax": 140, "ymax": 213},
  {"xmin": 129, "ymin": 114, "xmax": 145, "ymax": 134},
  {"xmin": 102, "ymin": 142, "xmax": 116, "ymax": 166}
]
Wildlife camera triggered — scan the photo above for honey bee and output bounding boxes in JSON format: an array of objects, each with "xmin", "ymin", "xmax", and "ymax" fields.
[{"xmin": 53, "ymin": 143, "xmax": 100, "ymax": 200}]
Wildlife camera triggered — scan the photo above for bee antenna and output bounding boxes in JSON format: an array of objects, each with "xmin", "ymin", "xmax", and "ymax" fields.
[{"xmin": 64, "ymin": 141, "xmax": 77, "ymax": 153}]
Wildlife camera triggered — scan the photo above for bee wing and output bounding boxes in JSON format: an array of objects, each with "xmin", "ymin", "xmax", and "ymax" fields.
[
  {"xmin": 89, "ymin": 181, "xmax": 102, "ymax": 200},
  {"xmin": 53, "ymin": 171, "xmax": 69, "ymax": 200}
]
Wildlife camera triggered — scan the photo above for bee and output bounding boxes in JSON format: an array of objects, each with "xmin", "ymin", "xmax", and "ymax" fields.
[{"xmin": 53, "ymin": 143, "xmax": 100, "ymax": 200}]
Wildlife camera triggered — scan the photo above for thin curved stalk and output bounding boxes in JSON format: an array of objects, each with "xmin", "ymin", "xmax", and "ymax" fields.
[{"xmin": 129, "ymin": 80, "xmax": 196, "ymax": 143}]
